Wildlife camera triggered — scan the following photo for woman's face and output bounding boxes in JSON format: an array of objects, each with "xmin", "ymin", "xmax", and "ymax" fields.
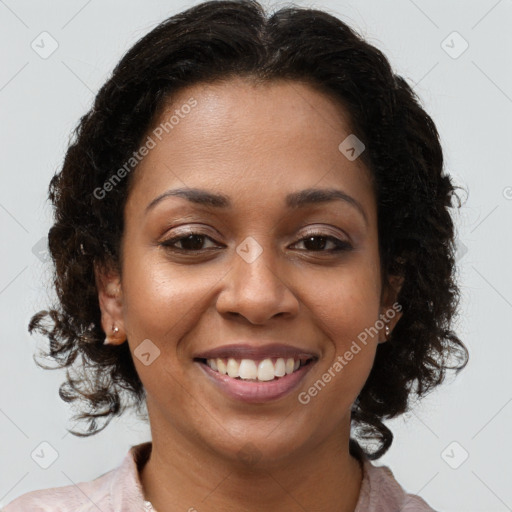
[{"xmin": 108, "ymin": 77, "xmax": 399, "ymax": 465}]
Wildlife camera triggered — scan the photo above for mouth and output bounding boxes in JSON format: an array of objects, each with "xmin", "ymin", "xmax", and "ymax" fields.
[
  {"xmin": 194, "ymin": 356, "xmax": 314, "ymax": 381},
  {"xmin": 193, "ymin": 344, "xmax": 318, "ymax": 403}
]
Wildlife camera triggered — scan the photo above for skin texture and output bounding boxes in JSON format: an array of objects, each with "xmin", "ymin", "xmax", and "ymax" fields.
[{"xmin": 96, "ymin": 77, "xmax": 402, "ymax": 512}]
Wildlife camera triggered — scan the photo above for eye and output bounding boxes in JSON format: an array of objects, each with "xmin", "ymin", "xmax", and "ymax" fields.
[
  {"xmin": 159, "ymin": 229, "xmax": 352, "ymax": 254},
  {"xmin": 160, "ymin": 232, "xmax": 221, "ymax": 252},
  {"xmin": 291, "ymin": 231, "xmax": 352, "ymax": 252}
]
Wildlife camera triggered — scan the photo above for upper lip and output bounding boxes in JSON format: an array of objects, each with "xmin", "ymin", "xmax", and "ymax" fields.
[{"xmin": 194, "ymin": 343, "xmax": 319, "ymax": 361}]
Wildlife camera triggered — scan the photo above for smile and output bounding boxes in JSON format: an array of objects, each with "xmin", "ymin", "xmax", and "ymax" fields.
[
  {"xmin": 193, "ymin": 344, "xmax": 318, "ymax": 403},
  {"xmin": 199, "ymin": 356, "xmax": 312, "ymax": 381}
]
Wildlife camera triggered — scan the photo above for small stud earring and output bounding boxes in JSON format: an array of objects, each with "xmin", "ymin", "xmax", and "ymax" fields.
[
  {"xmin": 104, "ymin": 324, "xmax": 120, "ymax": 345},
  {"xmin": 385, "ymin": 324, "xmax": 391, "ymax": 340}
]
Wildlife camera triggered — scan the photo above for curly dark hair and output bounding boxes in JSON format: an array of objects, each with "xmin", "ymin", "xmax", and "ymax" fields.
[{"xmin": 29, "ymin": 0, "xmax": 469, "ymax": 460}]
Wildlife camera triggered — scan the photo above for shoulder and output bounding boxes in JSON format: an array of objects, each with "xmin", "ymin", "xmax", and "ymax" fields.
[
  {"xmin": 2, "ymin": 470, "xmax": 113, "ymax": 511},
  {"xmin": 0, "ymin": 443, "xmax": 143, "ymax": 512},
  {"xmin": 357, "ymin": 458, "xmax": 438, "ymax": 512},
  {"xmin": 2, "ymin": 442, "xmax": 152, "ymax": 512},
  {"xmin": 1, "ymin": 468, "xmax": 115, "ymax": 512},
  {"xmin": 1, "ymin": 472, "xmax": 111, "ymax": 511}
]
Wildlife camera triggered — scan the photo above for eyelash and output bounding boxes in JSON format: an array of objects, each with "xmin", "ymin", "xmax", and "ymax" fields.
[{"xmin": 160, "ymin": 230, "xmax": 352, "ymax": 254}]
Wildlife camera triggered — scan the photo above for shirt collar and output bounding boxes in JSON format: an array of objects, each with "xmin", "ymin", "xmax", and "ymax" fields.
[
  {"xmin": 110, "ymin": 441, "xmax": 152, "ymax": 511},
  {"xmin": 107, "ymin": 440, "xmax": 375, "ymax": 511}
]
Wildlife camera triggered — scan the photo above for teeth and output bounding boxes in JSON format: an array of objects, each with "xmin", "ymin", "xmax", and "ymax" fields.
[
  {"xmin": 205, "ymin": 356, "xmax": 308, "ymax": 381},
  {"xmin": 257, "ymin": 359, "xmax": 275, "ymax": 381},
  {"xmin": 217, "ymin": 358, "xmax": 227, "ymax": 374},
  {"xmin": 274, "ymin": 358, "xmax": 286, "ymax": 377},
  {"xmin": 227, "ymin": 358, "xmax": 239, "ymax": 378},
  {"xmin": 239, "ymin": 359, "xmax": 258, "ymax": 379}
]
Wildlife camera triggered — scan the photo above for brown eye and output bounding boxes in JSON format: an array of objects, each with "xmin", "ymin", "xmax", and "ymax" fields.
[
  {"xmin": 161, "ymin": 232, "xmax": 220, "ymax": 252},
  {"xmin": 292, "ymin": 233, "xmax": 352, "ymax": 252}
]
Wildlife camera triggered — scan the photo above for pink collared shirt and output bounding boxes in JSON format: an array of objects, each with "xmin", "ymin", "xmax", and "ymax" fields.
[{"xmin": 3, "ymin": 442, "xmax": 437, "ymax": 511}]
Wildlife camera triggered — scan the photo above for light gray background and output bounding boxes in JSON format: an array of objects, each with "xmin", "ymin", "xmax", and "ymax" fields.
[{"xmin": 1, "ymin": 0, "xmax": 511, "ymax": 510}]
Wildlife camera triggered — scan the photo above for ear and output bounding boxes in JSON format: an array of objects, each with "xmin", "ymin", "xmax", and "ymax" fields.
[
  {"xmin": 94, "ymin": 263, "xmax": 126, "ymax": 346},
  {"xmin": 378, "ymin": 273, "xmax": 404, "ymax": 344}
]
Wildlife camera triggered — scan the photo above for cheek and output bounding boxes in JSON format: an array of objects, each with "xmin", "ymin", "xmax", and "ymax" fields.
[
  {"xmin": 305, "ymin": 261, "xmax": 381, "ymax": 346},
  {"xmin": 302, "ymin": 262, "xmax": 382, "ymax": 393},
  {"xmin": 120, "ymin": 256, "xmax": 216, "ymax": 403},
  {"xmin": 120, "ymin": 252, "xmax": 217, "ymax": 354}
]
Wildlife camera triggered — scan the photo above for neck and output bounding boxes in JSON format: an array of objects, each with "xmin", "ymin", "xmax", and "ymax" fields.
[{"xmin": 140, "ymin": 406, "xmax": 364, "ymax": 512}]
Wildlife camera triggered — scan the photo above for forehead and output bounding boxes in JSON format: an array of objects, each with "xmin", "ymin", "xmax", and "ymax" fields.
[{"xmin": 127, "ymin": 77, "xmax": 375, "ymax": 218}]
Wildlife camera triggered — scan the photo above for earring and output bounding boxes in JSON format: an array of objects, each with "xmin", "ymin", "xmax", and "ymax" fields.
[
  {"xmin": 385, "ymin": 324, "xmax": 391, "ymax": 340},
  {"xmin": 104, "ymin": 324, "xmax": 120, "ymax": 345}
]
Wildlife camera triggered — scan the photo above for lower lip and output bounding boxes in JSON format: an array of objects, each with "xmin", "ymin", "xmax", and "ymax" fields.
[{"xmin": 196, "ymin": 360, "xmax": 315, "ymax": 404}]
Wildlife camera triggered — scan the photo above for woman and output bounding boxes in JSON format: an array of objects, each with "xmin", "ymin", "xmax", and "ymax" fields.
[{"xmin": 4, "ymin": 0, "xmax": 468, "ymax": 510}]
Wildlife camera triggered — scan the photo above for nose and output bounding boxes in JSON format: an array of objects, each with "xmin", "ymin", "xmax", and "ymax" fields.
[{"xmin": 215, "ymin": 242, "xmax": 300, "ymax": 325}]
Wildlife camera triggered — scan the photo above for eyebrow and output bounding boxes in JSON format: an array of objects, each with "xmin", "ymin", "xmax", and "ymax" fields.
[{"xmin": 145, "ymin": 186, "xmax": 368, "ymax": 225}]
